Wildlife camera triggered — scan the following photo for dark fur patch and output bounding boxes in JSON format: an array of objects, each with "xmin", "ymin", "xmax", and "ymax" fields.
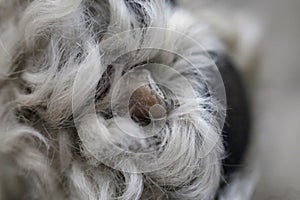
[{"xmin": 208, "ymin": 52, "xmax": 251, "ymax": 187}]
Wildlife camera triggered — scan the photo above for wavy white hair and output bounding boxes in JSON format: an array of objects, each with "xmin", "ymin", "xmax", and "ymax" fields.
[{"xmin": 0, "ymin": 0, "xmax": 258, "ymax": 200}]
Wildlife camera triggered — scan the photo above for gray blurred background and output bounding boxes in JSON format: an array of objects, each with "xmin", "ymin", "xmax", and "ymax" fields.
[{"xmin": 179, "ymin": 0, "xmax": 300, "ymax": 199}]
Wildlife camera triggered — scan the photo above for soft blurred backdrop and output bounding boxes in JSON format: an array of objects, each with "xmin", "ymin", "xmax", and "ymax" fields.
[{"xmin": 179, "ymin": 0, "xmax": 300, "ymax": 199}]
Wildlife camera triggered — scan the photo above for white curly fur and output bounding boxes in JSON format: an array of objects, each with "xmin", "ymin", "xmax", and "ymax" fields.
[{"xmin": 0, "ymin": 0, "xmax": 257, "ymax": 199}]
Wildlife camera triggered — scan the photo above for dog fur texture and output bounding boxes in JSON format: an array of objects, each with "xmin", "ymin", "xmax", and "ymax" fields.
[{"xmin": 0, "ymin": 0, "xmax": 259, "ymax": 199}]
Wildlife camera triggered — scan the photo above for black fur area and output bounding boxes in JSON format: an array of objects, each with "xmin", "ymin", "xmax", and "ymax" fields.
[{"xmin": 208, "ymin": 52, "xmax": 251, "ymax": 184}]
